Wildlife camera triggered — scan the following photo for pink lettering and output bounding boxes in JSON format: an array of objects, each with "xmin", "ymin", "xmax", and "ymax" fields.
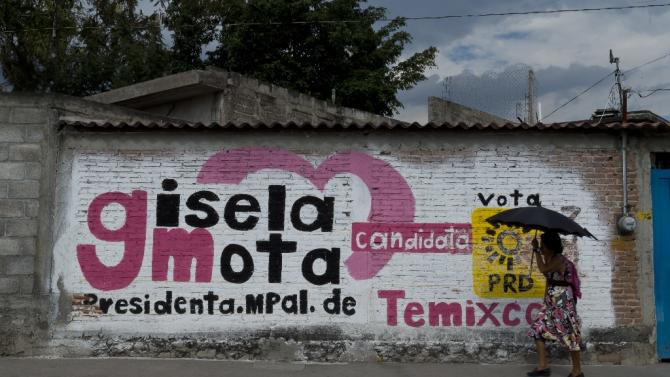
[
  {"xmin": 378, "ymin": 289, "xmax": 405, "ymax": 326},
  {"xmin": 526, "ymin": 303, "xmax": 543, "ymax": 324},
  {"xmin": 404, "ymin": 302, "xmax": 425, "ymax": 327},
  {"xmin": 476, "ymin": 303, "xmax": 500, "ymax": 326},
  {"xmin": 503, "ymin": 303, "xmax": 521, "ymax": 326},
  {"xmin": 428, "ymin": 302, "xmax": 462, "ymax": 326},
  {"xmin": 152, "ymin": 228, "xmax": 214, "ymax": 282},
  {"xmin": 466, "ymin": 300, "xmax": 476, "ymax": 326},
  {"xmin": 379, "ymin": 295, "xmax": 541, "ymax": 328},
  {"xmin": 76, "ymin": 191, "xmax": 147, "ymax": 291}
]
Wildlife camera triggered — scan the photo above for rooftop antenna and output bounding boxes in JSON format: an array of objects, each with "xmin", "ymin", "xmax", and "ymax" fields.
[{"xmin": 610, "ymin": 49, "xmax": 628, "ymax": 120}]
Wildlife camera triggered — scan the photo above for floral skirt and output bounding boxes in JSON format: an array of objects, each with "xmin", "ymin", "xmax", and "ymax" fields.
[{"xmin": 528, "ymin": 286, "xmax": 582, "ymax": 351}]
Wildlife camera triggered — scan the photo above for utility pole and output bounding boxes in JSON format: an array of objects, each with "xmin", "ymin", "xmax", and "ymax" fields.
[
  {"xmin": 610, "ymin": 49, "xmax": 628, "ymax": 121},
  {"xmin": 610, "ymin": 49, "xmax": 636, "ymax": 234},
  {"xmin": 526, "ymin": 69, "xmax": 536, "ymax": 124}
]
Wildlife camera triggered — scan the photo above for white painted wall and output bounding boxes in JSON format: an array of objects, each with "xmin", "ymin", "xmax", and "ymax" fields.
[{"xmin": 51, "ymin": 132, "xmax": 614, "ymax": 339}]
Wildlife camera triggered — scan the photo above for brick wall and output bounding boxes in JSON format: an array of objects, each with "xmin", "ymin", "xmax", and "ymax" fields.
[
  {"xmin": 44, "ymin": 129, "xmax": 653, "ymax": 362},
  {"xmin": 0, "ymin": 94, "xmax": 658, "ymax": 361},
  {"xmin": 538, "ymin": 147, "xmax": 642, "ymax": 326},
  {"xmin": 610, "ymin": 150, "xmax": 642, "ymax": 326}
]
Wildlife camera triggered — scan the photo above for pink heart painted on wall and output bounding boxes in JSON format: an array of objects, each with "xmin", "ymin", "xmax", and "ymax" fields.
[{"xmin": 197, "ymin": 147, "xmax": 416, "ymax": 280}]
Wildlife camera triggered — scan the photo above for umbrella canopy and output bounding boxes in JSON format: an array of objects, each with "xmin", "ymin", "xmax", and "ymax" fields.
[{"xmin": 486, "ymin": 206, "xmax": 598, "ymax": 240}]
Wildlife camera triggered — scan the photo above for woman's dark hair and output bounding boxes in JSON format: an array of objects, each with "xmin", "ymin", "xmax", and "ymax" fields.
[{"xmin": 541, "ymin": 231, "xmax": 564, "ymax": 254}]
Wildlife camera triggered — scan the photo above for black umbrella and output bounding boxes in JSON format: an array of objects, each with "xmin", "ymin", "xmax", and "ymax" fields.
[
  {"xmin": 485, "ymin": 206, "xmax": 597, "ymax": 275},
  {"xmin": 486, "ymin": 206, "xmax": 597, "ymax": 240}
]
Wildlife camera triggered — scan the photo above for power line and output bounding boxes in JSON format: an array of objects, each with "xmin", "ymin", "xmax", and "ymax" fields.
[
  {"xmin": 393, "ymin": 3, "xmax": 670, "ymax": 22},
  {"xmin": 633, "ymin": 88, "xmax": 670, "ymax": 98},
  {"xmin": 541, "ymin": 71, "xmax": 615, "ymax": 121},
  {"xmin": 624, "ymin": 50, "xmax": 670, "ymax": 74},
  {"xmin": 1, "ymin": 3, "xmax": 670, "ymax": 33},
  {"xmin": 542, "ymin": 48, "xmax": 670, "ymax": 121}
]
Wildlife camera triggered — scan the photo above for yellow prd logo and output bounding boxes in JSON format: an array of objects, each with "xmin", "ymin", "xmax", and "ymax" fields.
[{"xmin": 471, "ymin": 208, "xmax": 545, "ymax": 298}]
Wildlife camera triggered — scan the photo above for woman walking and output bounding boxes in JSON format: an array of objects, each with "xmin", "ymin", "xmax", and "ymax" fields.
[{"xmin": 527, "ymin": 231, "xmax": 584, "ymax": 377}]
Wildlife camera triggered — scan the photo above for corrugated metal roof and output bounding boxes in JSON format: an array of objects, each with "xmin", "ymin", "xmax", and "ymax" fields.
[{"xmin": 57, "ymin": 119, "xmax": 670, "ymax": 131}]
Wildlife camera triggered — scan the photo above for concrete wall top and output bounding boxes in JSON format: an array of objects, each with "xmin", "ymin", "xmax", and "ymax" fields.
[
  {"xmin": 428, "ymin": 97, "xmax": 510, "ymax": 124},
  {"xmin": 85, "ymin": 70, "xmax": 398, "ymax": 125},
  {"xmin": 1, "ymin": 93, "xmax": 186, "ymax": 125}
]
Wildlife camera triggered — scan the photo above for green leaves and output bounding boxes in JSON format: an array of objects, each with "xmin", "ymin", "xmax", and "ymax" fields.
[
  {"xmin": 0, "ymin": 0, "xmax": 437, "ymax": 116},
  {"xmin": 205, "ymin": 0, "xmax": 437, "ymax": 115},
  {"xmin": 0, "ymin": 0, "xmax": 167, "ymax": 95},
  {"xmin": 159, "ymin": 0, "xmax": 221, "ymax": 73},
  {"xmin": 0, "ymin": 0, "xmax": 78, "ymax": 92}
]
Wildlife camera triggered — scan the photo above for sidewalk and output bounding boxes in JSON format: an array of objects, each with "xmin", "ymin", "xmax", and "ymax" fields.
[{"xmin": 0, "ymin": 358, "xmax": 669, "ymax": 377}]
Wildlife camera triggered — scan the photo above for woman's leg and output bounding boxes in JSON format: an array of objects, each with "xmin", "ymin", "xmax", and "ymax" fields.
[
  {"xmin": 536, "ymin": 340, "xmax": 549, "ymax": 370},
  {"xmin": 570, "ymin": 350, "xmax": 582, "ymax": 376}
]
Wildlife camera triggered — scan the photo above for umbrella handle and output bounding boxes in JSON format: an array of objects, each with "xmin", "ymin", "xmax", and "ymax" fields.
[
  {"xmin": 529, "ymin": 230, "xmax": 538, "ymax": 276},
  {"xmin": 529, "ymin": 249, "xmax": 535, "ymax": 276}
]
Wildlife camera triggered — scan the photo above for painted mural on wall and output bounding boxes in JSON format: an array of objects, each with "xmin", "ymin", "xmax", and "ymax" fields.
[
  {"xmin": 472, "ymin": 208, "xmax": 545, "ymax": 299},
  {"xmin": 53, "ymin": 146, "xmax": 612, "ymax": 333}
]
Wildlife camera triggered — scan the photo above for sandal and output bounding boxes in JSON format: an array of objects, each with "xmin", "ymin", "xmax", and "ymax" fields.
[{"xmin": 527, "ymin": 368, "xmax": 551, "ymax": 376}]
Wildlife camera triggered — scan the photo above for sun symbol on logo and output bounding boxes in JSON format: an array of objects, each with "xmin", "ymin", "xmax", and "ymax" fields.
[{"xmin": 481, "ymin": 226, "xmax": 526, "ymax": 271}]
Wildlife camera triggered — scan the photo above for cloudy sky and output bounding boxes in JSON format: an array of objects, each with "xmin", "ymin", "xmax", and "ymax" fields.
[
  {"xmin": 4, "ymin": 1, "xmax": 669, "ymax": 123},
  {"xmin": 366, "ymin": 0, "xmax": 670, "ymax": 123}
]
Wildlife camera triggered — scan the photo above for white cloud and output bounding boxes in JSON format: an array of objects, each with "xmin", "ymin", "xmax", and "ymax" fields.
[{"xmin": 389, "ymin": 2, "xmax": 670, "ymax": 122}]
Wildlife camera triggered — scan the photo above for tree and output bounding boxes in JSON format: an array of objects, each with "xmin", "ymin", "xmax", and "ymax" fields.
[
  {"xmin": 0, "ymin": 0, "xmax": 167, "ymax": 95},
  {"xmin": 1, "ymin": 0, "xmax": 436, "ymax": 116},
  {"xmin": 0, "ymin": 0, "xmax": 80, "ymax": 93},
  {"xmin": 156, "ymin": 0, "xmax": 221, "ymax": 74},
  {"xmin": 204, "ymin": 0, "xmax": 437, "ymax": 116},
  {"xmin": 75, "ymin": 0, "xmax": 169, "ymax": 94}
]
